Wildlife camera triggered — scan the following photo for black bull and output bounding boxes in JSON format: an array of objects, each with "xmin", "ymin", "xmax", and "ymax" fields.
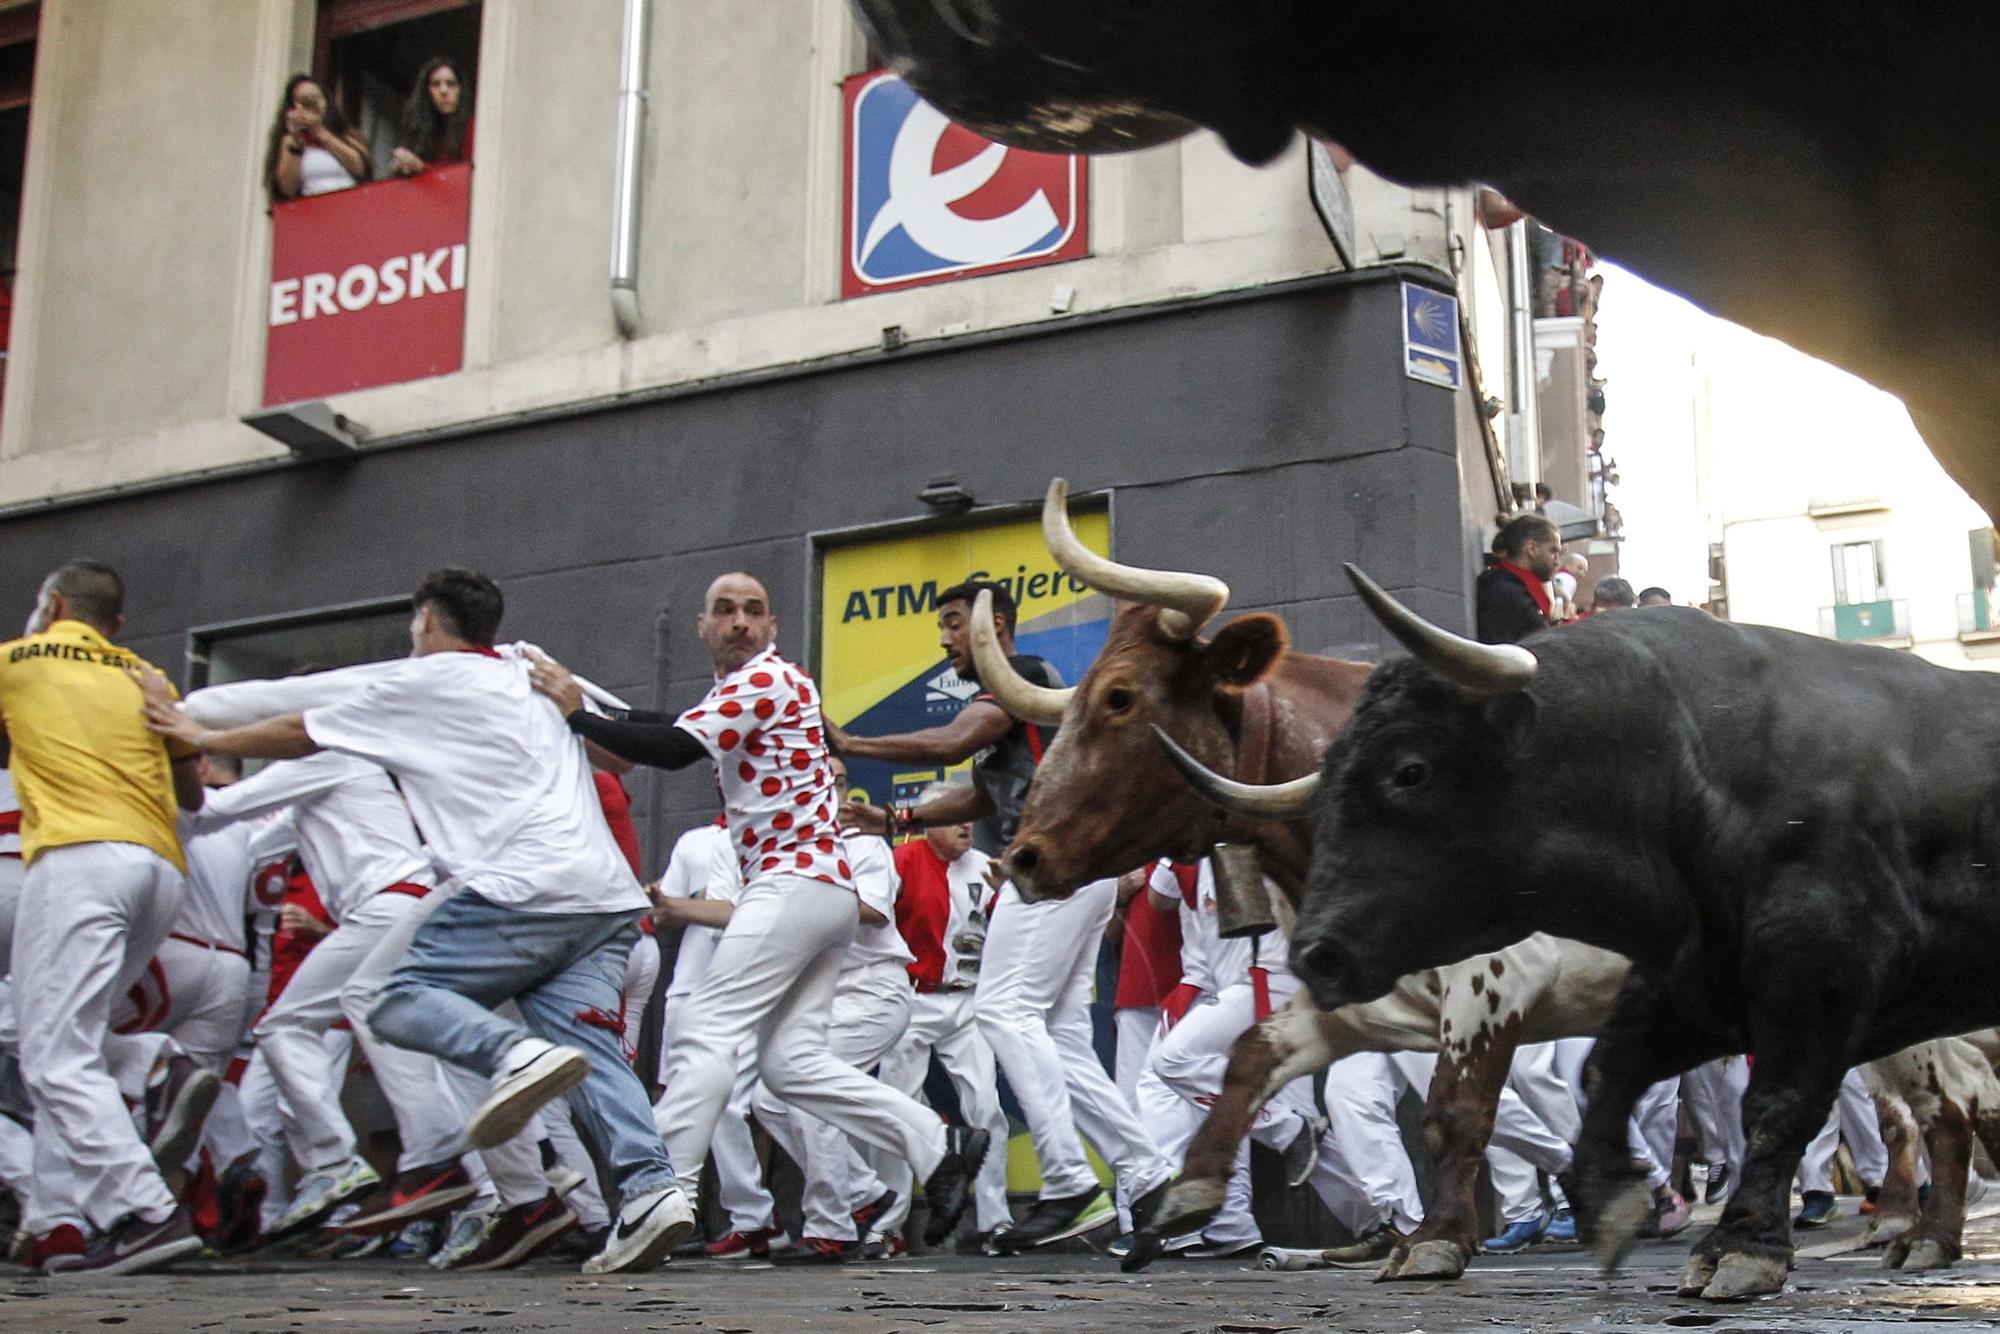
[
  {"xmin": 1288, "ymin": 593, "xmax": 2000, "ymax": 1300},
  {"xmin": 846, "ymin": 0, "xmax": 2000, "ymax": 540}
]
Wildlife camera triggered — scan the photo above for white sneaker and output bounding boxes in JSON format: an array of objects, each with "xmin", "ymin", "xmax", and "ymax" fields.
[
  {"xmin": 430, "ymin": 1206, "xmax": 495, "ymax": 1269},
  {"xmin": 273, "ymin": 1156, "xmax": 380, "ymax": 1235},
  {"xmin": 469, "ymin": 1039, "xmax": 589, "ymax": 1150},
  {"xmin": 580, "ymin": 1186, "xmax": 694, "ymax": 1275}
]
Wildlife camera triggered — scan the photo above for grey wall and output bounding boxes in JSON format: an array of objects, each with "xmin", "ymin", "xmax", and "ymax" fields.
[{"xmin": 0, "ymin": 271, "xmax": 1476, "ymax": 868}]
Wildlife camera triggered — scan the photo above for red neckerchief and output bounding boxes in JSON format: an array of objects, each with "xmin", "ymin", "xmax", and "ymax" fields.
[
  {"xmin": 449, "ymin": 644, "xmax": 503, "ymax": 658},
  {"xmin": 1495, "ymin": 560, "xmax": 1553, "ymax": 620}
]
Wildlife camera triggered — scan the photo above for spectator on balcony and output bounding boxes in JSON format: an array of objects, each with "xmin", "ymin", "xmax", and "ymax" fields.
[
  {"xmin": 1638, "ymin": 587, "xmax": 1674, "ymax": 608},
  {"xmin": 265, "ymin": 75, "xmax": 369, "ymax": 203},
  {"xmin": 390, "ymin": 58, "xmax": 474, "ymax": 177}
]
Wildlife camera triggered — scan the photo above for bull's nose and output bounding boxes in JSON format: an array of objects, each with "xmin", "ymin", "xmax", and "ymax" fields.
[
  {"xmin": 1003, "ymin": 842, "xmax": 1042, "ymax": 885},
  {"xmin": 1291, "ymin": 937, "xmax": 1355, "ymax": 1009}
]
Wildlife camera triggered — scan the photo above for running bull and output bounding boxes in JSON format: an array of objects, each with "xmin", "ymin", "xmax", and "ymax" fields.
[
  {"xmin": 979, "ymin": 480, "xmax": 1628, "ymax": 1280},
  {"xmin": 1210, "ymin": 565, "xmax": 2000, "ymax": 1300}
]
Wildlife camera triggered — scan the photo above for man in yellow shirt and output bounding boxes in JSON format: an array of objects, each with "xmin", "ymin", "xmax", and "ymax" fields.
[{"xmin": 0, "ymin": 560, "xmax": 205, "ymax": 1275}]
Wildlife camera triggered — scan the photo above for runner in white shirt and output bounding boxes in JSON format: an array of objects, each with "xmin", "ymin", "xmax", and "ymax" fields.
[
  {"xmin": 176, "ymin": 738, "xmax": 494, "ymax": 1241},
  {"xmin": 650, "ymin": 820, "xmax": 785, "ymax": 1260},
  {"xmin": 534, "ymin": 571, "xmax": 986, "ymax": 1249},
  {"xmin": 750, "ymin": 756, "xmax": 915, "ymax": 1262},
  {"xmin": 141, "ymin": 568, "xmax": 686, "ymax": 1275}
]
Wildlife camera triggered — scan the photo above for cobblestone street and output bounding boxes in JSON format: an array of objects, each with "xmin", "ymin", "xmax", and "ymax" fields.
[{"xmin": 9, "ymin": 1201, "xmax": 2000, "ymax": 1333}]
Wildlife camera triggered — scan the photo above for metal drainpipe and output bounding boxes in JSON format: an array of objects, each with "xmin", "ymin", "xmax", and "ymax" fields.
[
  {"xmin": 610, "ymin": 0, "xmax": 650, "ymax": 339},
  {"xmin": 1504, "ymin": 219, "xmax": 1541, "ymax": 493}
]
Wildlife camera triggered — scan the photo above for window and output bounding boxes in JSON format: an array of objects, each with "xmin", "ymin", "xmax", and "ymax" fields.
[
  {"xmin": 189, "ymin": 599, "xmax": 413, "ymax": 691},
  {"xmin": 1830, "ymin": 540, "xmax": 1887, "ymax": 606},
  {"xmin": 0, "ymin": 3, "xmax": 37, "ymax": 421},
  {"xmin": 315, "ymin": 0, "xmax": 481, "ymax": 179}
]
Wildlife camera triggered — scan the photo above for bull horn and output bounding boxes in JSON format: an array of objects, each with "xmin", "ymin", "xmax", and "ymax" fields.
[
  {"xmin": 971, "ymin": 590, "xmax": 1072, "ymax": 727},
  {"xmin": 1151, "ymin": 725, "xmax": 1320, "ymax": 822},
  {"xmin": 1043, "ymin": 478, "xmax": 1229, "ymax": 639},
  {"xmin": 1344, "ymin": 564, "xmax": 1538, "ymax": 695}
]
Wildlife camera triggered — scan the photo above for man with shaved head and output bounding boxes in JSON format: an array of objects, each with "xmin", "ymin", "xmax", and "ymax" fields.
[{"xmin": 531, "ymin": 572, "xmax": 989, "ymax": 1255}]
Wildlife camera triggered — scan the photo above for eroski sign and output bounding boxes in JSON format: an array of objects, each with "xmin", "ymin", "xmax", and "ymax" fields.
[{"xmin": 841, "ymin": 71, "xmax": 1088, "ymax": 298}]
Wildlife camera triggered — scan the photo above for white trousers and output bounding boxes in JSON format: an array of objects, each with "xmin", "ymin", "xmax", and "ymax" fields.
[
  {"xmin": 660, "ymin": 1003, "xmax": 774, "ymax": 1233},
  {"xmin": 1114, "ymin": 1006, "xmax": 1161, "ymax": 1105},
  {"xmin": 1131, "ymin": 997, "xmax": 1259, "ymax": 1244},
  {"xmin": 0, "ymin": 855, "xmax": 22, "ymax": 985},
  {"xmin": 11, "ymin": 843, "xmax": 184, "ymax": 1232},
  {"xmin": 1682, "ymin": 1056, "xmax": 1748, "ymax": 1172},
  {"xmin": 657, "ymin": 876, "xmax": 946, "ymax": 1199},
  {"xmin": 872, "ymin": 987, "xmax": 1012, "ymax": 1235},
  {"xmin": 258, "ymin": 889, "xmax": 467, "ymax": 1173},
  {"xmin": 1801, "ymin": 1067, "xmax": 1888, "ymax": 1193},
  {"xmin": 755, "ymin": 959, "xmax": 913, "ymax": 1241},
  {"xmin": 112, "ymin": 936, "xmax": 251, "ymax": 1074},
  {"xmin": 1485, "ymin": 1042, "xmax": 1582, "ymax": 1225},
  {"xmin": 974, "ymin": 880, "xmax": 1170, "ymax": 1201},
  {"xmin": 240, "ymin": 1034, "xmax": 354, "ymax": 1230}
]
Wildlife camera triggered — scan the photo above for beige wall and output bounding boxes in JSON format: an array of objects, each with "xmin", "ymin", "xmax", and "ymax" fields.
[{"xmin": 0, "ymin": 0, "xmax": 1469, "ymax": 508}]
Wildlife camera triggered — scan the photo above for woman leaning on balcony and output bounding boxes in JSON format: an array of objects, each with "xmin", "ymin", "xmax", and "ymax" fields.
[
  {"xmin": 389, "ymin": 57, "xmax": 474, "ymax": 177},
  {"xmin": 265, "ymin": 74, "xmax": 371, "ymax": 203}
]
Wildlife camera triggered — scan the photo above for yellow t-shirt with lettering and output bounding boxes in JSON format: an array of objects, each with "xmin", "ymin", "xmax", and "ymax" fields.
[{"xmin": 0, "ymin": 619, "xmax": 190, "ymax": 873}]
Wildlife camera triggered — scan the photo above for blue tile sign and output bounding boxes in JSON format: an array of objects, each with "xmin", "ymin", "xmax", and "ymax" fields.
[{"xmin": 1402, "ymin": 282, "xmax": 1462, "ymax": 388}]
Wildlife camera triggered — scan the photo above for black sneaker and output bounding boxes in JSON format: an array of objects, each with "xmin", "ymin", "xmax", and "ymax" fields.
[
  {"xmin": 143, "ymin": 1056, "xmax": 220, "ymax": 1173},
  {"xmin": 44, "ymin": 1206, "xmax": 203, "ymax": 1276},
  {"xmin": 1128, "ymin": 1176, "xmax": 1173, "ymax": 1235},
  {"xmin": 1704, "ymin": 1162, "xmax": 1732, "ymax": 1205},
  {"xmin": 771, "ymin": 1235, "xmax": 858, "ymax": 1265},
  {"xmin": 851, "ymin": 1188, "xmax": 897, "ymax": 1235},
  {"xmin": 921, "ymin": 1126, "xmax": 990, "ymax": 1246},
  {"xmin": 545, "ymin": 1224, "xmax": 609, "ymax": 1263},
  {"xmin": 328, "ymin": 1158, "xmax": 478, "ymax": 1234},
  {"xmin": 992, "ymin": 1187, "xmax": 1116, "ymax": 1253}
]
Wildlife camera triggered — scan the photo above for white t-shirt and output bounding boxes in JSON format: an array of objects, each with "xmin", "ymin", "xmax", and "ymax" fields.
[
  {"xmin": 302, "ymin": 650, "xmax": 645, "ymax": 915},
  {"xmin": 660, "ymin": 822, "xmax": 742, "ymax": 1002},
  {"xmin": 175, "ymin": 813, "xmax": 256, "ymax": 952},
  {"xmin": 188, "ymin": 750, "xmax": 434, "ymax": 924},
  {"xmin": 843, "ymin": 834, "xmax": 913, "ymax": 973},
  {"xmin": 676, "ymin": 646, "xmax": 852, "ymax": 892}
]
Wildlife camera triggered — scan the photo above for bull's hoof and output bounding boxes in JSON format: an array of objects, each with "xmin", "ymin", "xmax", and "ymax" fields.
[
  {"xmin": 1883, "ymin": 1228, "xmax": 1960, "ymax": 1272},
  {"xmin": 1148, "ymin": 1177, "xmax": 1224, "ymax": 1241},
  {"xmin": 1862, "ymin": 1213, "xmax": 1919, "ymax": 1249},
  {"xmin": 1591, "ymin": 1178, "xmax": 1653, "ymax": 1273},
  {"xmin": 1376, "ymin": 1239, "xmax": 1469, "ymax": 1281},
  {"xmin": 1676, "ymin": 1252, "xmax": 1719, "ymax": 1298},
  {"xmin": 1699, "ymin": 1252, "xmax": 1789, "ymax": 1302}
]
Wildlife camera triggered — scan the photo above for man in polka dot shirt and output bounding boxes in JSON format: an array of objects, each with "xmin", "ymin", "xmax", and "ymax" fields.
[{"xmin": 532, "ymin": 572, "xmax": 988, "ymax": 1248}]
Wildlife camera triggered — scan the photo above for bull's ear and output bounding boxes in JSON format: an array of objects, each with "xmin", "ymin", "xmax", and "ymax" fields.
[
  {"xmin": 1202, "ymin": 613, "xmax": 1289, "ymax": 690},
  {"xmin": 1482, "ymin": 692, "xmax": 1538, "ymax": 749}
]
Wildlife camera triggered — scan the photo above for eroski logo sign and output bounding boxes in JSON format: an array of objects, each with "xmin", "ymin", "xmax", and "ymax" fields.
[{"xmin": 842, "ymin": 71, "xmax": 1088, "ymax": 298}]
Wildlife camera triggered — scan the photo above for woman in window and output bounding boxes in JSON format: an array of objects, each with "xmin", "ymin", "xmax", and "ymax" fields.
[
  {"xmin": 265, "ymin": 74, "xmax": 371, "ymax": 202},
  {"xmin": 390, "ymin": 57, "xmax": 473, "ymax": 176}
]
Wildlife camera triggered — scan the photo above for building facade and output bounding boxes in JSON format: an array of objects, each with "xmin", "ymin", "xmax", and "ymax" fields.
[{"xmin": 0, "ymin": 0, "xmax": 1589, "ymax": 854}]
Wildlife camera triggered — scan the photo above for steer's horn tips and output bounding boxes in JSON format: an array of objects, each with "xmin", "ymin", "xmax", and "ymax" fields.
[
  {"xmin": 1150, "ymin": 724, "xmax": 1321, "ymax": 822},
  {"xmin": 1042, "ymin": 477, "xmax": 1230, "ymax": 640},
  {"xmin": 971, "ymin": 589, "xmax": 1073, "ymax": 727},
  {"xmin": 1343, "ymin": 563, "xmax": 1538, "ymax": 696}
]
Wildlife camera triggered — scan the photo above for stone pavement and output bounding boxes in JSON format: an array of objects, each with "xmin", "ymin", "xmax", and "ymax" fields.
[{"xmin": 9, "ymin": 1200, "xmax": 2000, "ymax": 1333}]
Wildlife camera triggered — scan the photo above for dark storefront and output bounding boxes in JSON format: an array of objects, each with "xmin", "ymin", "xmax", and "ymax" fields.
[{"xmin": 1, "ymin": 268, "xmax": 1479, "ymax": 865}]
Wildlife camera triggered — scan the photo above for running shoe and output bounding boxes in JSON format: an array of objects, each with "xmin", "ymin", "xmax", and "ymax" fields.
[
  {"xmin": 1794, "ymin": 1190, "xmax": 1838, "ymax": 1228},
  {"xmin": 855, "ymin": 1231, "xmax": 906, "ymax": 1261},
  {"xmin": 430, "ymin": 1207, "xmax": 495, "ymax": 1270},
  {"xmin": 1482, "ymin": 1214, "xmax": 1549, "ymax": 1254},
  {"xmin": 993, "ymin": 1186, "xmax": 1115, "ymax": 1252},
  {"xmin": 545, "ymin": 1224, "xmax": 609, "ymax": 1263},
  {"xmin": 694, "ymin": 1226, "xmax": 787, "ymax": 1259},
  {"xmin": 1185, "ymin": 1234, "xmax": 1264, "ymax": 1259},
  {"xmin": 1106, "ymin": 1230, "xmax": 1200, "ymax": 1261},
  {"xmin": 1541, "ymin": 1208, "xmax": 1578, "ymax": 1244},
  {"xmin": 468, "ymin": 1039, "xmax": 589, "ymax": 1150},
  {"xmin": 851, "ymin": 1188, "xmax": 897, "ymax": 1235},
  {"xmin": 1642, "ymin": 1189, "xmax": 1693, "ymax": 1238},
  {"xmin": 44, "ymin": 1206, "xmax": 202, "ymax": 1276},
  {"xmin": 272, "ymin": 1156, "xmax": 380, "ymax": 1236},
  {"xmin": 383, "ymin": 1217, "xmax": 441, "ymax": 1260},
  {"xmin": 771, "ymin": 1235, "xmax": 858, "ymax": 1265},
  {"xmin": 1704, "ymin": 1162, "xmax": 1733, "ymax": 1204},
  {"xmin": 329, "ymin": 1159, "xmax": 477, "ymax": 1233},
  {"xmin": 26, "ymin": 1223, "xmax": 86, "ymax": 1272},
  {"xmin": 920, "ymin": 1126, "xmax": 991, "ymax": 1245},
  {"xmin": 143, "ymin": 1055, "xmax": 221, "ymax": 1174},
  {"xmin": 441, "ymin": 1192, "xmax": 577, "ymax": 1271},
  {"xmin": 1321, "ymin": 1223, "xmax": 1406, "ymax": 1267},
  {"xmin": 580, "ymin": 1185, "xmax": 695, "ymax": 1275}
]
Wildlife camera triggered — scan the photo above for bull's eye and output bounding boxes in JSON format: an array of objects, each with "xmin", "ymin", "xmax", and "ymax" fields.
[
  {"xmin": 1105, "ymin": 686, "xmax": 1134, "ymax": 713},
  {"xmin": 1391, "ymin": 759, "xmax": 1429, "ymax": 790}
]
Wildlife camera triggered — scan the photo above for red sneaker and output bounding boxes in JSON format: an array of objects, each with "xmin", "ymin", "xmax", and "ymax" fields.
[
  {"xmin": 29, "ymin": 1224, "xmax": 87, "ymax": 1271},
  {"xmin": 328, "ymin": 1159, "xmax": 477, "ymax": 1234},
  {"xmin": 771, "ymin": 1235, "xmax": 859, "ymax": 1265},
  {"xmin": 702, "ymin": 1226, "xmax": 787, "ymax": 1259}
]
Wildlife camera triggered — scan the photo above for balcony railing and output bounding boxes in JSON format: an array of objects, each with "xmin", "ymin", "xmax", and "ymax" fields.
[
  {"xmin": 1819, "ymin": 599, "xmax": 1908, "ymax": 643},
  {"xmin": 1958, "ymin": 591, "xmax": 2000, "ymax": 640}
]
